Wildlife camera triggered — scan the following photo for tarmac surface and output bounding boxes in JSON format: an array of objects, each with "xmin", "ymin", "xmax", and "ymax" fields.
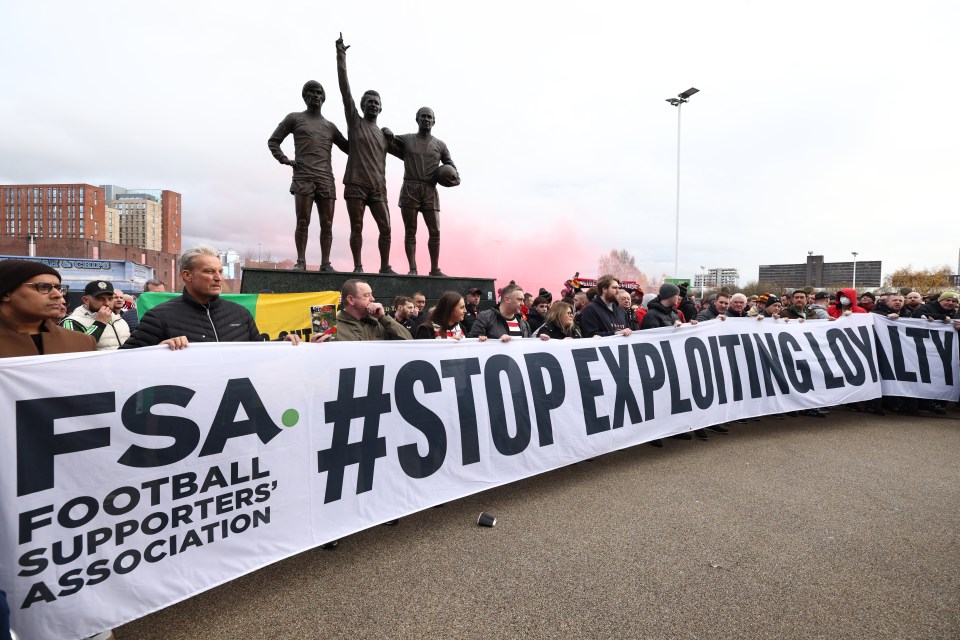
[{"xmin": 118, "ymin": 409, "xmax": 960, "ymax": 640}]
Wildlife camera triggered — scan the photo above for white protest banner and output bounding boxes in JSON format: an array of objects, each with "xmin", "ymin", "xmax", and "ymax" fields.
[
  {"xmin": 0, "ymin": 312, "xmax": 943, "ymax": 639},
  {"xmin": 872, "ymin": 315, "xmax": 959, "ymax": 400}
]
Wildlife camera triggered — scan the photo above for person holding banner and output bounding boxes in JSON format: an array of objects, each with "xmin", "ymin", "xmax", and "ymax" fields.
[
  {"xmin": 468, "ymin": 283, "xmax": 538, "ymax": 342},
  {"xmin": 910, "ymin": 290, "xmax": 958, "ymax": 324},
  {"xmin": 756, "ymin": 294, "xmax": 783, "ymax": 320},
  {"xmin": 726, "ymin": 293, "xmax": 749, "ymax": 318},
  {"xmin": 121, "ymin": 246, "xmax": 301, "ymax": 350},
  {"xmin": 579, "ymin": 275, "xmax": 634, "ymax": 338},
  {"xmin": 533, "ymin": 300, "xmax": 581, "ymax": 339},
  {"xmin": 641, "ymin": 283, "xmax": 687, "ymax": 329}
]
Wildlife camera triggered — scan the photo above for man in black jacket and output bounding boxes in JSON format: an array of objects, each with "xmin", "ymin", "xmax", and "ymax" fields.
[
  {"xmin": 696, "ymin": 292, "xmax": 730, "ymax": 322},
  {"xmin": 579, "ymin": 274, "xmax": 633, "ymax": 338},
  {"xmin": 726, "ymin": 293, "xmax": 749, "ymax": 318},
  {"xmin": 467, "ymin": 282, "xmax": 536, "ymax": 341},
  {"xmin": 641, "ymin": 283, "xmax": 686, "ymax": 329},
  {"xmin": 122, "ymin": 246, "xmax": 300, "ymax": 349},
  {"xmin": 909, "ymin": 290, "xmax": 959, "ymax": 323}
]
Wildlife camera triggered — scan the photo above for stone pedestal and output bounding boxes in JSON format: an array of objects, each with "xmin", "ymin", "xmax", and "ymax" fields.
[{"xmin": 240, "ymin": 267, "xmax": 497, "ymax": 309}]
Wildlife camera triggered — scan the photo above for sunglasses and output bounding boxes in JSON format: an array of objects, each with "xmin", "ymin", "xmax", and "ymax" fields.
[{"xmin": 22, "ymin": 282, "xmax": 68, "ymax": 294}]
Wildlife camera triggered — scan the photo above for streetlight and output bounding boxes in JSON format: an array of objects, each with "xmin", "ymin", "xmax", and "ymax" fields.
[
  {"xmin": 851, "ymin": 251, "xmax": 859, "ymax": 290},
  {"xmin": 666, "ymin": 87, "xmax": 699, "ymax": 278},
  {"xmin": 699, "ymin": 265, "xmax": 706, "ymax": 299}
]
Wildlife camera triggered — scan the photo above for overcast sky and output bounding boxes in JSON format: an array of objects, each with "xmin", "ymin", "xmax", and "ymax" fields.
[{"xmin": 2, "ymin": 1, "xmax": 958, "ymax": 294}]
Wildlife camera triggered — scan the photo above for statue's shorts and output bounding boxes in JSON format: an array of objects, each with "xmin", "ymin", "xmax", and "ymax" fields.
[
  {"xmin": 290, "ymin": 179, "xmax": 337, "ymax": 200},
  {"xmin": 343, "ymin": 183, "xmax": 388, "ymax": 204},
  {"xmin": 398, "ymin": 181, "xmax": 440, "ymax": 212}
]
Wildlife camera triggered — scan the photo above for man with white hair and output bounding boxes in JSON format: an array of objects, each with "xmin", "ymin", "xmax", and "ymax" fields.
[
  {"xmin": 122, "ymin": 245, "xmax": 299, "ymax": 349},
  {"xmin": 726, "ymin": 293, "xmax": 749, "ymax": 318}
]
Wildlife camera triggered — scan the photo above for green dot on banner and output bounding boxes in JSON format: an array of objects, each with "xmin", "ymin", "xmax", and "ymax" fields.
[{"xmin": 281, "ymin": 409, "xmax": 300, "ymax": 428}]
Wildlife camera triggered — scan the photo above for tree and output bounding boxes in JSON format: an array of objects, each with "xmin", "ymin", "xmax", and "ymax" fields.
[
  {"xmin": 882, "ymin": 265, "xmax": 953, "ymax": 295},
  {"xmin": 597, "ymin": 249, "xmax": 655, "ymax": 290}
]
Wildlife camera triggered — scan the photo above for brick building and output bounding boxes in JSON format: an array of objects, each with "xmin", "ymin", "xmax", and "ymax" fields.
[{"xmin": 1, "ymin": 182, "xmax": 183, "ymax": 289}]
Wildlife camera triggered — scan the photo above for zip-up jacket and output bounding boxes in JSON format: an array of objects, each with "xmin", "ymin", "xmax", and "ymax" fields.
[
  {"xmin": 121, "ymin": 290, "xmax": 261, "ymax": 348},
  {"xmin": 467, "ymin": 307, "xmax": 531, "ymax": 339},
  {"xmin": 62, "ymin": 305, "xmax": 130, "ymax": 350}
]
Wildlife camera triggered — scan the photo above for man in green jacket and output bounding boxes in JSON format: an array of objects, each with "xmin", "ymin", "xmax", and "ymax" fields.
[{"xmin": 332, "ymin": 279, "xmax": 411, "ymax": 341}]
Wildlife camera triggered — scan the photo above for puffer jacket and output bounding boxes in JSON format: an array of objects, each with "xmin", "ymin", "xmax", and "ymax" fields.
[
  {"xmin": 640, "ymin": 299, "xmax": 679, "ymax": 329},
  {"xmin": 121, "ymin": 290, "xmax": 262, "ymax": 347},
  {"xmin": 827, "ymin": 288, "xmax": 868, "ymax": 319}
]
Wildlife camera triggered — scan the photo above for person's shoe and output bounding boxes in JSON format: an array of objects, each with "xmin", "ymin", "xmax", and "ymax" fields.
[
  {"xmin": 670, "ymin": 432, "xmax": 693, "ymax": 440},
  {"xmin": 694, "ymin": 429, "xmax": 709, "ymax": 440},
  {"xmin": 865, "ymin": 406, "xmax": 886, "ymax": 416},
  {"xmin": 802, "ymin": 408, "xmax": 827, "ymax": 418},
  {"xmin": 772, "ymin": 414, "xmax": 785, "ymax": 420},
  {"xmin": 379, "ymin": 266, "xmax": 397, "ymax": 274},
  {"xmin": 293, "ymin": 260, "xmax": 306, "ymax": 270},
  {"xmin": 321, "ymin": 539, "xmax": 339, "ymax": 550},
  {"xmin": 353, "ymin": 265, "xmax": 364, "ymax": 273},
  {"xmin": 921, "ymin": 405, "xmax": 946, "ymax": 416},
  {"xmin": 735, "ymin": 418, "xmax": 748, "ymax": 424},
  {"xmin": 849, "ymin": 404, "xmax": 863, "ymax": 412},
  {"xmin": 429, "ymin": 269, "xmax": 448, "ymax": 277},
  {"xmin": 647, "ymin": 439, "xmax": 664, "ymax": 448},
  {"xmin": 319, "ymin": 262, "xmax": 335, "ymax": 272},
  {"xmin": 707, "ymin": 425, "xmax": 729, "ymax": 433},
  {"xmin": 407, "ymin": 269, "xmax": 418, "ymax": 276},
  {"xmin": 383, "ymin": 519, "xmax": 400, "ymax": 526},
  {"xmin": 786, "ymin": 411, "xmax": 799, "ymax": 417}
]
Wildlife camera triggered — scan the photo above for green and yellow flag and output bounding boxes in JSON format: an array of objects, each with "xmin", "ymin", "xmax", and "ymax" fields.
[{"xmin": 136, "ymin": 291, "xmax": 340, "ymax": 341}]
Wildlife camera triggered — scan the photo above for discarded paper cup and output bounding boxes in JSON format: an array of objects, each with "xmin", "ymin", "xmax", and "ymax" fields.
[{"xmin": 477, "ymin": 512, "xmax": 496, "ymax": 527}]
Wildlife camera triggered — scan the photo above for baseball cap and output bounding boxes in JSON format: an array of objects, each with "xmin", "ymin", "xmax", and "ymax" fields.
[{"xmin": 84, "ymin": 280, "xmax": 115, "ymax": 296}]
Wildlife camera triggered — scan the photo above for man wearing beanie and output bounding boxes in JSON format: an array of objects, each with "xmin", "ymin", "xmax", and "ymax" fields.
[
  {"xmin": 641, "ymin": 283, "xmax": 683, "ymax": 329},
  {"xmin": 640, "ymin": 282, "xmax": 707, "ymax": 443},
  {"xmin": 61, "ymin": 279, "xmax": 131, "ymax": 350},
  {"xmin": 910, "ymin": 290, "xmax": 959, "ymax": 324},
  {"xmin": 0, "ymin": 259, "xmax": 96, "ymax": 357}
]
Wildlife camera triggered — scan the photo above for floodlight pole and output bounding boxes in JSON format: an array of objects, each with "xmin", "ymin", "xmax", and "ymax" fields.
[
  {"xmin": 666, "ymin": 88, "xmax": 698, "ymax": 278},
  {"xmin": 851, "ymin": 251, "xmax": 859, "ymax": 290}
]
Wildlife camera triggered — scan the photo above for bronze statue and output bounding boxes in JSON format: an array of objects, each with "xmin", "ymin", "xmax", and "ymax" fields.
[
  {"xmin": 389, "ymin": 108, "xmax": 459, "ymax": 276},
  {"xmin": 268, "ymin": 81, "xmax": 348, "ymax": 271},
  {"xmin": 336, "ymin": 33, "xmax": 395, "ymax": 274}
]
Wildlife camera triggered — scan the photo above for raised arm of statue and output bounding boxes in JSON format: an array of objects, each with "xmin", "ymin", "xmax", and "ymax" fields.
[{"xmin": 336, "ymin": 33, "xmax": 358, "ymax": 127}]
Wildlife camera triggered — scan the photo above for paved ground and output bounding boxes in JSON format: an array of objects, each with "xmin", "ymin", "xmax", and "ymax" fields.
[{"xmin": 118, "ymin": 409, "xmax": 960, "ymax": 640}]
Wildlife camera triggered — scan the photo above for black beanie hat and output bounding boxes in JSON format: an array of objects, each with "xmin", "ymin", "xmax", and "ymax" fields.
[
  {"xmin": 0, "ymin": 259, "xmax": 61, "ymax": 297},
  {"xmin": 659, "ymin": 283, "xmax": 681, "ymax": 300}
]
